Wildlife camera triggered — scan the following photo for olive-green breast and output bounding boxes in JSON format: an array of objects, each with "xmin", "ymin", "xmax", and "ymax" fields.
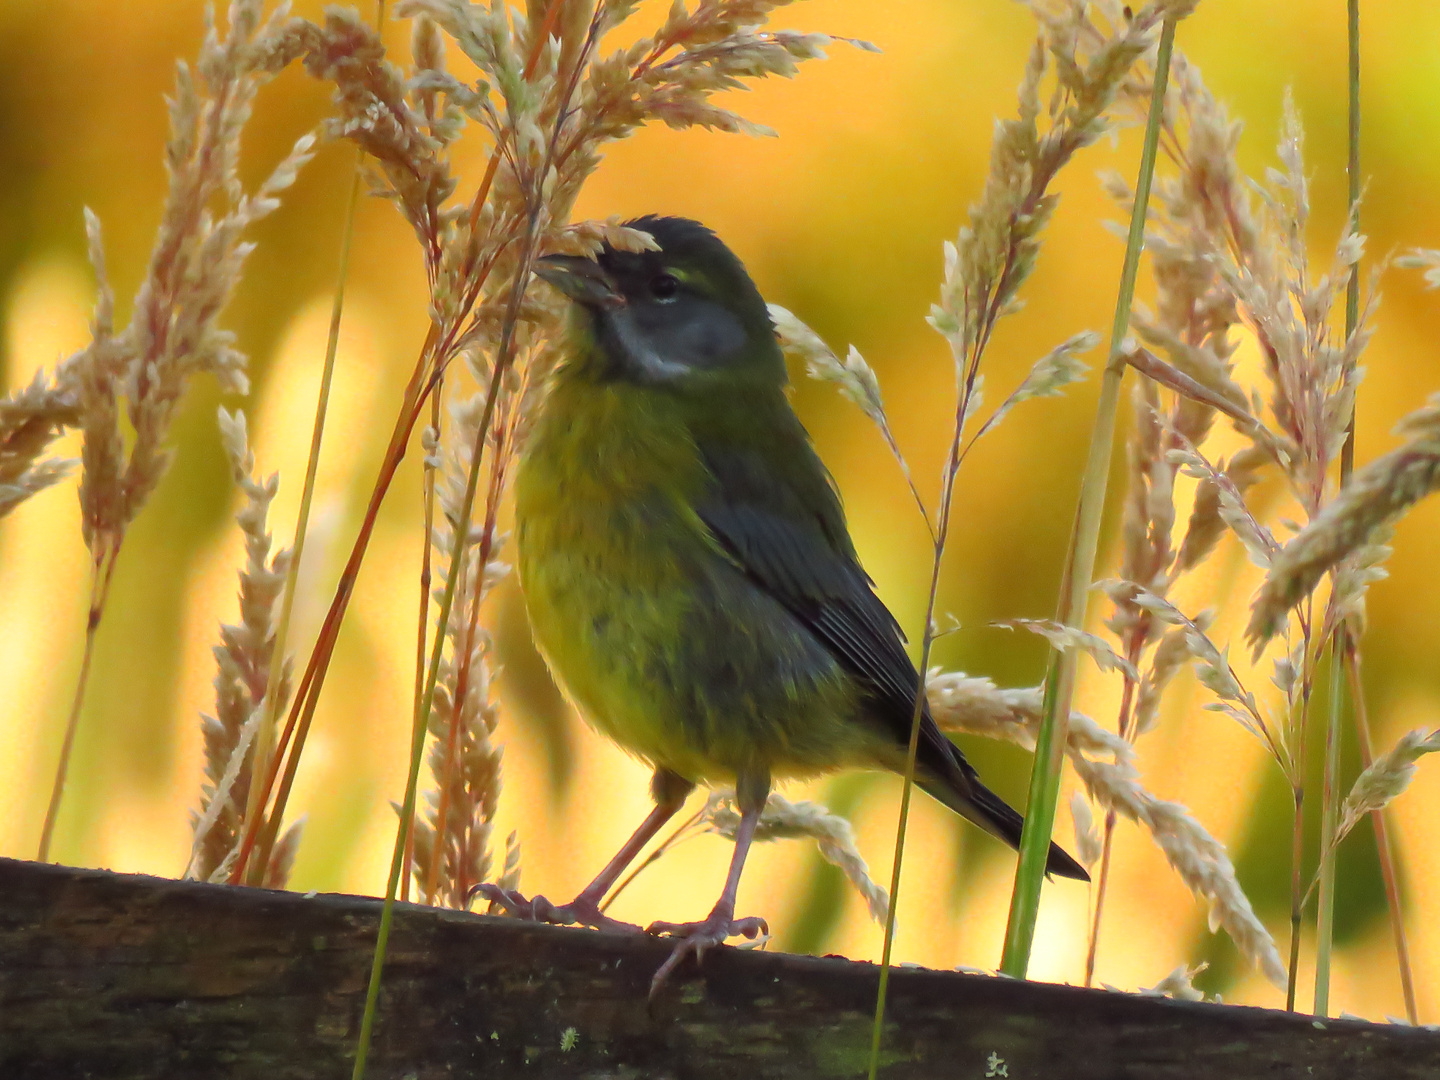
[{"xmin": 515, "ymin": 376, "xmax": 863, "ymax": 783}]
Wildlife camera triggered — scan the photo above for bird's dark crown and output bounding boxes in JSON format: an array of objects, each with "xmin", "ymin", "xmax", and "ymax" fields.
[
  {"xmin": 544, "ymin": 215, "xmax": 784, "ymax": 387},
  {"xmin": 599, "ymin": 215, "xmax": 758, "ymax": 303}
]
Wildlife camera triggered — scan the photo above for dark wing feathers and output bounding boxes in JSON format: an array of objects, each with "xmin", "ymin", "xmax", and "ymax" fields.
[
  {"xmin": 695, "ymin": 428, "xmax": 1090, "ymax": 883},
  {"xmin": 695, "ymin": 438, "xmax": 964, "ymax": 781}
]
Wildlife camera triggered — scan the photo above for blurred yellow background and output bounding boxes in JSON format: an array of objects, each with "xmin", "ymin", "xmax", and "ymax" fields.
[{"xmin": 3, "ymin": 0, "xmax": 1440, "ymax": 1020}]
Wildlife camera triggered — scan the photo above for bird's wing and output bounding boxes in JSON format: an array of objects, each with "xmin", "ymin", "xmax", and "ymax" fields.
[
  {"xmin": 694, "ymin": 428, "xmax": 952, "ymax": 764},
  {"xmin": 693, "ymin": 417, "xmax": 1090, "ymax": 883}
]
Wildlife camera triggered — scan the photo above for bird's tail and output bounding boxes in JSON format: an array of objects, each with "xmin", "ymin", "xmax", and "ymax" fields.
[{"xmin": 918, "ymin": 773, "xmax": 1090, "ymax": 882}]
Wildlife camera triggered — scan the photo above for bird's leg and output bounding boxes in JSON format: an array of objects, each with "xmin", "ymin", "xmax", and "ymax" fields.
[
  {"xmin": 472, "ymin": 768, "xmax": 694, "ymax": 934},
  {"xmin": 646, "ymin": 767, "xmax": 771, "ymax": 996}
]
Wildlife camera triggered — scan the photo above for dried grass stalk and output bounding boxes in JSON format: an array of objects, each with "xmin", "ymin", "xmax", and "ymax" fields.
[
  {"xmin": 855, "ymin": 3, "xmax": 1167, "ymax": 1010},
  {"xmin": 926, "ymin": 668, "xmax": 1134, "ymax": 763},
  {"xmin": 995, "ymin": 618, "xmax": 1138, "ymax": 680},
  {"xmin": 1335, "ymin": 728, "xmax": 1440, "ymax": 844},
  {"xmin": 770, "ymin": 303, "xmax": 932, "ymax": 532},
  {"xmin": 408, "ymin": 393, "xmax": 514, "ymax": 909},
  {"xmin": 1139, "ymin": 962, "xmax": 1209, "ymax": 1001},
  {"xmin": 928, "ymin": 0, "xmax": 1183, "ymax": 429},
  {"xmin": 769, "ymin": 304, "xmax": 886, "ymax": 431},
  {"xmin": 0, "ymin": 370, "xmax": 80, "ymax": 520},
  {"xmin": 246, "ymin": 0, "xmax": 858, "ymax": 892},
  {"xmin": 1071, "ymin": 747, "xmax": 1286, "ymax": 989},
  {"xmin": 36, "ymin": 2, "xmax": 316, "ymax": 861},
  {"xmin": 969, "ymin": 332, "xmax": 1098, "ymax": 444},
  {"xmin": 931, "ymin": 0, "xmax": 1185, "ymax": 370},
  {"xmin": 1088, "ymin": 54, "xmax": 1407, "ymax": 1006},
  {"xmin": 189, "ymin": 408, "xmax": 295, "ymax": 885},
  {"xmin": 927, "ymin": 668, "xmax": 1285, "ymax": 987},
  {"xmin": 81, "ymin": 3, "xmax": 315, "ymax": 552},
  {"xmin": 1248, "ymin": 397, "xmax": 1440, "ymax": 645},
  {"xmin": 1113, "ymin": 64, "xmax": 1379, "ymax": 657},
  {"xmin": 298, "ymin": 0, "xmax": 856, "ymax": 404}
]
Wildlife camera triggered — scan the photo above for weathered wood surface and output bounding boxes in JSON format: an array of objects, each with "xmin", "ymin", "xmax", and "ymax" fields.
[{"xmin": 0, "ymin": 857, "xmax": 1435, "ymax": 1079}]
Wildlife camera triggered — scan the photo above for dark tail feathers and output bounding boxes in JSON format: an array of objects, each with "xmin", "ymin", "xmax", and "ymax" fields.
[{"xmin": 919, "ymin": 774, "xmax": 1090, "ymax": 882}]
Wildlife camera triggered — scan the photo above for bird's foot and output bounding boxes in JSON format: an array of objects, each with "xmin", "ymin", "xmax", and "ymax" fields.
[
  {"xmin": 469, "ymin": 884, "xmax": 643, "ymax": 935},
  {"xmin": 645, "ymin": 906, "xmax": 769, "ymax": 998}
]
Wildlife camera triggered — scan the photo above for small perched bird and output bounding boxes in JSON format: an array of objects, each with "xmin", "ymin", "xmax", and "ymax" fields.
[{"xmin": 478, "ymin": 216, "xmax": 1087, "ymax": 992}]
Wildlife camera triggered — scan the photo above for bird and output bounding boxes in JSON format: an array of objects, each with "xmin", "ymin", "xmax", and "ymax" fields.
[{"xmin": 476, "ymin": 215, "xmax": 1088, "ymax": 994}]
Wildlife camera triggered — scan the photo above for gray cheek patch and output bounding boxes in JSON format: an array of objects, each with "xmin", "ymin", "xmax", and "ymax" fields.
[
  {"xmin": 606, "ymin": 300, "xmax": 748, "ymax": 382},
  {"xmin": 666, "ymin": 301, "xmax": 747, "ymax": 367}
]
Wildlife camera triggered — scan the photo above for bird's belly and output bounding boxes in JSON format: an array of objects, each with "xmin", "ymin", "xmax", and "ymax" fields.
[{"xmin": 516, "ymin": 497, "xmax": 864, "ymax": 784}]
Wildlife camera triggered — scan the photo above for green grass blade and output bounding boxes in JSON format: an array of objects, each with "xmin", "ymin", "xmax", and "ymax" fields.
[
  {"xmin": 999, "ymin": 15, "xmax": 1179, "ymax": 980},
  {"xmin": 1315, "ymin": 0, "xmax": 1362, "ymax": 1016}
]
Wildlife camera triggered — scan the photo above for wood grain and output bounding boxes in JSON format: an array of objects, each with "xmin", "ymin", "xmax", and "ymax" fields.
[{"xmin": 1, "ymin": 858, "xmax": 1434, "ymax": 1078}]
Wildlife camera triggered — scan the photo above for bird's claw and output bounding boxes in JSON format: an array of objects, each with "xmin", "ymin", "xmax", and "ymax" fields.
[
  {"xmin": 468, "ymin": 884, "xmax": 643, "ymax": 935},
  {"xmin": 645, "ymin": 910, "xmax": 769, "ymax": 997}
]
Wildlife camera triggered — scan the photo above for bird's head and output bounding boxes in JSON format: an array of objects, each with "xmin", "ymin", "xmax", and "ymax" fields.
[{"xmin": 536, "ymin": 215, "xmax": 784, "ymax": 388}]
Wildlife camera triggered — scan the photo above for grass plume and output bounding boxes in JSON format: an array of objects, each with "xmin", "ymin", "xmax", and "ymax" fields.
[
  {"xmin": 33, "ymin": 0, "xmax": 316, "ymax": 861},
  {"xmin": 187, "ymin": 408, "xmax": 297, "ymax": 886}
]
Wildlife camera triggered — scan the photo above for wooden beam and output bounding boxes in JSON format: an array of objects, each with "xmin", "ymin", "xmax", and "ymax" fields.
[{"xmin": 0, "ymin": 857, "xmax": 1434, "ymax": 1078}]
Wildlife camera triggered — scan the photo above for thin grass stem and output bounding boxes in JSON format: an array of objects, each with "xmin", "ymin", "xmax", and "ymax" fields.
[
  {"xmin": 1084, "ymin": 811, "xmax": 1117, "ymax": 987},
  {"xmin": 1286, "ymin": 655, "xmax": 1316, "ymax": 1012},
  {"xmin": 1344, "ymin": 639, "xmax": 1420, "ymax": 1024},
  {"xmin": 37, "ymin": 545, "xmax": 117, "ymax": 860},
  {"xmin": 353, "ymin": 9, "xmax": 579, "ymax": 1071},
  {"xmin": 1287, "ymin": 780, "xmax": 1305, "ymax": 1011},
  {"xmin": 353, "ymin": 348, "xmax": 496, "ymax": 1080},
  {"xmin": 998, "ymin": 16, "xmax": 1178, "ymax": 980},
  {"xmin": 866, "ymin": 532, "xmax": 950, "ymax": 1080},
  {"xmin": 600, "ymin": 807, "xmax": 708, "ymax": 912},
  {"xmin": 1083, "ymin": 664, "xmax": 1137, "ymax": 986},
  {"xmin": 1314, "ymin": 646, "xmax": 1344, "ymax": 1014},
  {"xmin": 1343, "ymin": 0, "xmax": 1361, "ymax": 406},
  {"xmin": 244, "ymin": 0, "xmax": 584, "ymax": 884},
  {"xmin": 865, "ymin": 105, "xmax": 1045, "ymax": 1062},
  {"xmin": 1287, "ymin": 645, "xmax": 1316, "ymax": 1011},
  {"xmin": 412, "ymin": 388, "xmax": 442, "ymax": 904},
  {"xmin": 230, "ymin": 0, "xmax": 578, "ymax": 888},
  {"xmin": 227, "ymin": 324, "xmax": 437, "ymax": 883},
  {"xmin": 351, "ymin": 229, "xmax": 539, "ymax": 1080},
  {"xmin": 1314, "ymin": 0, "xmax": 1362, "ymax": 1011}
]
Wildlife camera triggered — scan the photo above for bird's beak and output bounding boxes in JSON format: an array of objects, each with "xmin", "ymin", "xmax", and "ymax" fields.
[{"xmin": 534, "ymin": 254, "xmax": 624, "ymax": 309}]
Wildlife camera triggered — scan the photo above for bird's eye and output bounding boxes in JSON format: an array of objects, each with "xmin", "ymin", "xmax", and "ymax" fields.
[{"xmin": 649, "ymin": 273, "xmax": 680, "ymax": 302}]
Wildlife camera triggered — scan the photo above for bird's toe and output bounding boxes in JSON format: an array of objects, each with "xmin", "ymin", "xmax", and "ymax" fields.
[
  {"xmin": 468, "ymin": 883, "xmax": 643, "ymax": 934},
  {"xmin": 645, "ymin": 910, "xmax": 771, "ymax": 998},
  {"xmin": 537, "ymin": 894, "xmax": 645, "ymax": 934},
  {"xmin": 728, "ymin": 915, "xmax": 769, "ymax": 940},
  {"xmin": 468, "ymin": 882, "xmax": 529, "ymax": 915}
]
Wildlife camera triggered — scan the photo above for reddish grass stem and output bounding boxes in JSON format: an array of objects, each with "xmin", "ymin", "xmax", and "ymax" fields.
[
  {"xmin": 232, "ymin": 0, "xmax": 567, "ymax": 890},
  {"xmin": 352, "ymin": 195, "xmax": 548, "ymax": 1080},
  {"xmin": 245, "ymin": 145, "xmax": 367, "ymax": 857},
  {"xmin": 229, "ymin": 330, "xmax": 438, "ymax": 883},
  {"xmin": 1083, "ymin": 652, "xmax": 1139, "ymax": 986}
]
